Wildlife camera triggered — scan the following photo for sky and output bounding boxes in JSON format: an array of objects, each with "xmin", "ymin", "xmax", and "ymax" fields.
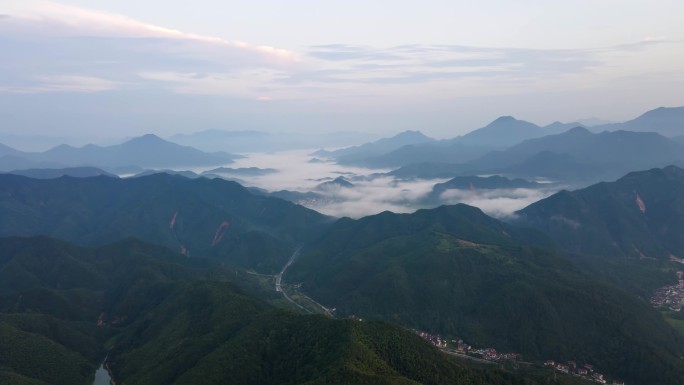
[{"xmin": 1, "ymin": 0, "xmax": 684, "ymax": 145}]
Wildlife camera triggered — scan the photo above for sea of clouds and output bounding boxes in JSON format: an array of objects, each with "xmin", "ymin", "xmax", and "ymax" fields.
[{"xmin": 196, "ymin": 150, "xmax": 557, "ymax": 219}]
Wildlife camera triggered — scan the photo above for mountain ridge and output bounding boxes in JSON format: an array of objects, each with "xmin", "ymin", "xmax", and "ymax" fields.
[
  {"xmin": 285, "ymin": 203, "xmax": 684, "ymax": 384},
  {"xmin": 592, "ymin": 106, "xmax": 684, "ymax": 137},
  {"xmin": 516, "ymin": 165, "xmax": 684, "ymax": 260},
  {"xmin": 0, "ymin": 134, "xmax": 242, "ymax": 171},
  {"xmin": 0, "ymin": 173, "xmax": 331, "ymax": 273}
]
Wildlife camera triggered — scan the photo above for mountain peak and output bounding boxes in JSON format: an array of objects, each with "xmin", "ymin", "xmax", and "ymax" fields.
[
  {"xmin": 392, "ymin": 130, "xmax": 430, "ymax": 140},
  {"xmin": 482, "ymin": 116, "xmax": 538, "ymax": 129},
  {"xmin": 640, "ymin": 106, "xmax": 684, "ymax": 118},
  {"xmin": 592, "ymin": 106, "xmax": 684, "ymax": 137},
  {"xmin": 128, "ymin": 133, "xmax": 164, "ymax": 144},
  {"xmin": 664, "ymin": 164, "xmax": 684, "ymax": 172},
  {"xmin": 317, "ymin": 176, "xmax": 354, "ymax": 190},
  {"xmin": 490, "ymin": 115, "xmax": 517, "ymax": 124},
  {"xmin": 564, "ymin": 126, "xmax": 592, "ymax": 135},
  {"xmin": 633, "ymin": 164, "xmax": 684, "ymax": 180},
  {"xmin": 377, "ymin": 130, "xmax": 432, "ymax": 145},
  {"xmin": 121, "ymin": 134, "xmax": 180, "ymax": 150},
  {"xmin": 51, "ymin": 143, "xmax": 77, "ymax": 151},
  {"xmin": 458, "ymin": 116, "xmax": 541, "ymax": 147},
  {"xmin": 653, "ymin": 106, "xmax": 677, "ymax": 112}
]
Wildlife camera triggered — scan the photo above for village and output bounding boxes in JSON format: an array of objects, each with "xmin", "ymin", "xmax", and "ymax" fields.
[
  {"xmin": 543, "ymin": 359, "xmax": 623, "ymax": 385},
  {"xmin": 415, "ymin": 330, "xmax": 624, "ymax": 385},
  {"xmin": 415, "ymin": 330, "xmax": 519, "ymax": 362},
  {"xmin": 651, "ymin": 270, "xmax": 684, "ymax": 311}
]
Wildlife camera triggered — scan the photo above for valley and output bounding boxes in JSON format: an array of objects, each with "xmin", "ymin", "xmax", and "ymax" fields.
[
  {"xmin": 275, "ymin": 245, "xmax": 625, "ymax": 385},
  {"xmin": 2, "ymin": 106, "xmax": 684, "ymax": 385}
]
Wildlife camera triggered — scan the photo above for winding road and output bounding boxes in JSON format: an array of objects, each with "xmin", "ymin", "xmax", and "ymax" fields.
[{"xmin": 275, "ymin": 248, "xmax": 308, "ymax": 312}]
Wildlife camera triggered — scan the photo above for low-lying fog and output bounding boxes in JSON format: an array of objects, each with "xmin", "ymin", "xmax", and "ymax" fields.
[{"xmin": 192, "ymin": 150, "xmax": 558, "ymax": 219}]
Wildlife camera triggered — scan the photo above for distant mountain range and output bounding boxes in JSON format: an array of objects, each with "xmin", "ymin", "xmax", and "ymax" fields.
[
  {"xmin": 132, "ymin": 169, "xmax": 203, "ymax": 179},
  {"xmin": 0, "ymin": 142, "xmax": 23, "ymax": 158},
  {"xmin": 454, "ymin": 116, "xmax": 577, "ymax": 147},
  {"xmin": 380, "ymin": 125, "xmax": 684, "ymax": 185},
  {"xmin": 0, "ymin": 155, "xmax": 64, "ymax": 171},
  {"xmin": 170, "ymin": 129, "xmax": 378, "ymax": 153},
  {"xmin": 5, "ymin": 166, "xmax": 117, "ymax": 179},
  {"xmin": 352, "ymin": 142, "xmax": 495, "ymax": 169},
  {"xmin": 317, "ymin": 106, "xmax": 684, "ymax": 180},
  {"xmin": 318, "ymin": 117, "xmax": 580, "ymax": 169},
  {"xmin": 317, "ymin": 119, "xmax": 564, "ymax": 169},
  {"xmin": 0, "ymin": 134, "xmax": 241, "ymax": 172},
  {"xmin": 592, "ymin": 106, "xmax": 684, "ymax": 137},
  {"xmin": 314, "ymin": 130, "xmax": 436, "ymax": 164},
  {"xmin": 201, "ymin": 167, "xmax": 278, "ymax": 177},
  {"xmin": 453, "ymin": 106, "xmax": 684, "ymax": 147},
  {"xmin": 432, "ymin": 175, "xmax": 540, "ymax": 191},
  {"xmin": 473, "ymin": 127, "xmax": 684, "ymax": 182},
  {"xmin": 501, "ymin": 151, "xmax": 601, "ymax": 182},
  {"xmin": 576, "ymin": 117, "xmax": 617, "ymax": 127},
  {"xmin": 386, "ymin": 162, "xmax": 478, "ymax": 180}
]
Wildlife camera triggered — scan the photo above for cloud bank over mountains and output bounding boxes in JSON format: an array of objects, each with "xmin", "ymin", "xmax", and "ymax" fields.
[{"xmin": 223, "ymin": 151, "xmax": 559, "ymax": 219}]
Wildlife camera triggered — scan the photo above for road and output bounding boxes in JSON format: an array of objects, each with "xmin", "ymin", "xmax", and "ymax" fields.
[
  {"xmin": 275, "ymin": 248, "xmax": 336, "ymax": 316},
  {"xmin": 275, "ymin": 248, "xmax": 309, "ymax": 312},
  {"xmin": 441, "ymin": 349, "xmax": 496, "ymax": 365},
  {"xmin": 275, "ymin": 247, "xmax": 300, "ymax": 292},
  {"xmin": 275, "ymin": 251, "xmax": 504, "ymax": 366}
]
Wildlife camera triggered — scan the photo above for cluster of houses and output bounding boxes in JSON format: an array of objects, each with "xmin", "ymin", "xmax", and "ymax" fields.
[
  {"xmin": 453, "ymin": 339, "xmax": 519, "ymax": 361},
  {"xmin": 416, "ymin": 330, "xmax": 447, "ymax": 348},
  {"xmin": 669, "ymin": 255, "xmax": 684, "ymax": 264},
  {"xmin": 471, "ymin": 348, "xmax": 519, "ymax": 361},
  {"xmin": 415, "ymin": 332, "xmax": 521, "ymax": 362},
  {"xmin": 414, "ymin": 330, "xmax": 628, "ymax": 383},
  {"xmin": 544, "ymin": 360, "xmax": 623, "ymax": 385},
  {"xmin": 651, "ymin": 270, "xmax": 684, "ymax": 311}
]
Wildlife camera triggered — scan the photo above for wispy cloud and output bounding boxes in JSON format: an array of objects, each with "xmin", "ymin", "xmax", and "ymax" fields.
[
  {"xmin": 2, "ymin": 1, "xmax": 296, "ymax": 61},
  {"xmin": 138, "ymin": 70, "xmax": 285, "ymax": 98},
  {"xmin": 0, "ymin": 1, "xmax": 298, "ymax": 96},
  {"xmin": 309, "ymin": 44, "xmax": 404, "ymax": 61},
  {"xmin": 292, "ymin": 42, "xmax": 676, "ymax": 85},
  {"xmin": 0, "ymin": 75, "xmax": 119, "ymax": 94},
  {"xmin": 0, "ymin": 1, "xmax": 680, "ymax": 106}
]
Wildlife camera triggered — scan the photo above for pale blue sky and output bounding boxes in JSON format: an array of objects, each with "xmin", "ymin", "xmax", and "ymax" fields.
[{"xmin": 1, "ymin": 0, "xmax": 683, "ymax": 144}]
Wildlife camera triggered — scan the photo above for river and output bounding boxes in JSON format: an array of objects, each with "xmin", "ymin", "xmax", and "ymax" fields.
[{"xmin": 92, "ymin": 359, "xmax": 113, "ymax": 385}]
